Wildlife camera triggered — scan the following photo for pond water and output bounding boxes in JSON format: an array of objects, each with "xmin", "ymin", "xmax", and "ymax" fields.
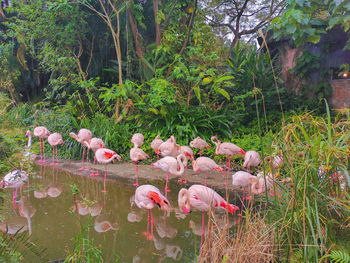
[{"xmin": 1, "ymin": 164, "xmax": 240, "ymax": 262}]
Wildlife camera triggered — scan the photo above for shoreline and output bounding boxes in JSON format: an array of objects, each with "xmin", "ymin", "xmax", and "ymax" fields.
[{"xmin": 34, "ymin": 158, "xmax": 241, "ymax": 192}]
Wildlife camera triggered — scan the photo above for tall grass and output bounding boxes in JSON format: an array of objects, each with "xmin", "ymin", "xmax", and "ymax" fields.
[
  {"xmin": 199, "ymin": 210, "xmax": 277, "ymax": 263},
  {"xmin": 198, "ymin": 105, "xmax": 349, "ymax": 262}
]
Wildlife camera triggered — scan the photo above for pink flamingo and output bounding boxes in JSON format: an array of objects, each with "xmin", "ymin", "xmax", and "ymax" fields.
[
  {"xmin": 211, "ymin": 136, "xmax": 245, "ymax": 185},
  {"xmin": 250, "ymin": 173, "xmax": 274, "ymax": 195},
  {"xmin": 70, "ymin": 128, "xmax": 92, "ymax": 170},
  {"xmin": 178, "ymin": 184, "xmax": 239, "ymax": 247},
  {"xmin": 243, "ymin": 151, "xmax": 261, "ymax": 173},
  {"xmin": 84, "ymin": 138, "xmax": 105, "ymax": 176},
  {"xmin": 190, "ymin": 136, "xmax": 211, "ymax": 157},
  {"xmin": 131, "ymin": 133, "xmax": 144, "ymax": 148},
  {"xmin": 232, "ymin": 171, "xmax": 256, "ymax": 216},
  {"xmin": 1, "ymin": 170, "xmax": 28, "ymax": 207},
  {"xmin": 135, "ymin": 184, "xmax": 170, "ymax": 240},
  {"xmin": 159, "ymin": 136, "xmax": 180, "ymax": 157},
  {"xmin": 95, "ymin": 148, "xmax": 121, "ymax": 192},
  {"xmin": 192, "ymin": 157, "xmax": 223, "ymax": 186},
  {"xmin": 151, "ymin": 135, "xmax": 164, "ymax": 161},
  {"xmin": 34, "ymin": 126, "xmax": 50, "ymax": 162},
  {"xmin": 179, "ymin": 146, "xmax": 194, "ymax": 183},
  {"xmin": 151, "ymin": 154, "xmax": 186, "ymax": 197},
  {"xmin": 47, "ymin": 133, "xmax": 64, "ymax": 165},
  {"xmin": 130, "ymin": 146, "xmax": 150, "ymax": 187},
  {"xmin": 272, "ymin": 155, "xmax": 283, "ymax": 169}
]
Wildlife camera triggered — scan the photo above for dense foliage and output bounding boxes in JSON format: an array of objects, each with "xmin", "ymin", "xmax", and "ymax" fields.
[{"xmin": 0, "ymin": 0, "xmax": 349, "ymax": 262}]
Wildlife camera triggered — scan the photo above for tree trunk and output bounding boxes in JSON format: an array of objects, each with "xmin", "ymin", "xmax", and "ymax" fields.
[
  {"xmin": 127, "ymin": 6, "xmax": 143, "ymax": 59},
  {"xmin": 153, "ymin": 0, "xmax": 161, "ymax": 46}
]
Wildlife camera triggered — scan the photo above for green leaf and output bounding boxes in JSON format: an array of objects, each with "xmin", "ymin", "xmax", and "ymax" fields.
[
  {"xmin": 216, "ymin": 88, "xmax": 230, "ymax": 100},
  {"xmin": 148, "ymin": 108, "xmax": 158, "ymax": 115},
  {"xmin": 202, "ymin": 77, "xmax": 212, "ymax": 84},
  {"xmin": 307, "ymin": 34, "xmax": 321, "ymax": 44},
  {"xmin": 286, "ymin": 24, "xmax": 297, "ymax": 34},
  {"xmin": 295, "ymin": 0, "xmax": 305, "ymax": 7},
  {"xmin": 194, "ymin": 86, "xmax": 201, "ymax": 102}
]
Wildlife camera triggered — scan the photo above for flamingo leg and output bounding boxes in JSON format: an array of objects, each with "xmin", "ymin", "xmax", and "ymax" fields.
[
  {"xmin": 55, "ymin": 145, "xmax": 59, "ymax": 165},
  {"xmin": 42, "ymin": 139, "xmax": 46, "ymax": 163},
  {"xmin": 199, "ymin": 150, "xmax": 202, "ymax": 157},
  {"xmin": 201, "ymin": 212, "xmax": 205, "ymax": 248},
  {"xmin": 149, "ymin": 209, "xmax": 154, "ymax": 240},
  {"xmin": 143, "ymin": 209, "xmax": 150, "ymax": 238},
  {"xmin": 133, "ymin": 163, "xmax": 139, "ymax": 187},
  {"xmin": 84, "ymin": 149, "xmax": 89, "ymax": 170},
  {"xmin": 79, "ymin": 146, "xmax": 85, "ymax": 170},
  {"xmin": 178, "ymin": 171, "xmax": 183, "ymax": 183},
  {"xmin": 50, "ymin": 146, "xmax": 55, "ymax": 165},
  {"xmin": 225, "ymin": 157, "xmax": 231, "ymax": 186},
  {"xmin": 90, "ymin": 156, "xmax": 95, "ymax": 176},
  {"xmin": 12, "ymin": 188, "xmax": 18, "ymax": 208},
  {"xmin": 183, "ymin": 166, "xmax": 188, "ymax": 184},
  {"xmin": 39, "ymin": 138, "xmax": 43, "ymax": 162},
  {"xmin": 238, "ymin": 187, "xmax": 245, "ymax": 217},
  {"xmin": 165, "ymin": 173, "xmax": 170, "ymax": 198},
  {"xmin": 94, "ymin": 157, "xmax": 100, "ymax": 176},
  {"xmin": 102, "ymin": 164, "xmax": 107, "ymax": 192}
]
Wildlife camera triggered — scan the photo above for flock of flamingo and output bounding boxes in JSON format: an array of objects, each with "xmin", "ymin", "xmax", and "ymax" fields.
[{"xmin": 1, "ymin": 126, "xmax": 285, "ymax": 247}]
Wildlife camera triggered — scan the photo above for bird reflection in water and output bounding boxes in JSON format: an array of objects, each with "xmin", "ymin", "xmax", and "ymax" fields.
[
  {"xmin": 94, "ymin": 215, "xmax": 119, "ymax": 233},
  {"xmin": 34, "ymin": 165, "xmax": 48, "ymax": 199},
  {"xmin": 18, "ymin": 196, "xmax": 36, "ymax": 235},
  {"xmin": 47, "ymin": 166, "xmax": 62, "ymax": 198}
]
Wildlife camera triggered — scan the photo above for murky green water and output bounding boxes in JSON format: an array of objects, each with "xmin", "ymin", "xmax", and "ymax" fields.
[{"xmin": 1, "ymin": 164, "xmax": 239, "ymax": 262}]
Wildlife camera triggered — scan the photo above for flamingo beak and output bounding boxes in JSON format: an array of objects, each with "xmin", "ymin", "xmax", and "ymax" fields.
[
  {"xmin": 240, "ymin": 149, "xmax": 246, "ymax": 155},
  {"xmin": 182, "ymin": 207, "xmax": 190, "ymax": 214},
  {"xmin": 155, "ymin": 149, "xmax": 160, "ymax": 154}
]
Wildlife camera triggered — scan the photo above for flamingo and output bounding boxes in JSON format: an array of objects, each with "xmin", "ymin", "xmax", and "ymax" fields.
[
  {"xmin": 250, "ymin": 173, "xmax": 274, "ymax": 195},
  {"xmin": 69, "ymin": 128, "xmax": 92, "ymax": 170},
  {"xmin": 272, "ymin": 155, "xmax": 283, "ymax": 169},
  {"xmin": 47, "ymin": 133, "xmax": 64, "ymax": 165},
  {"xmin": 84, "ymin": 138, "xmax": 105, "ymax": 176},
  {"xmin": 190, "ymin": 136, "xmax": 211, "ymax": 157},
  {"xmin": 151, "ymin": 154, "xmax": 186, "ymax": 196},
  {"xmin": 232, "ymin": 171, "xmax": 256, "ymax": 216},
  {"xmin": 130, "ymin": 146, "xmax": 150, "ymax": 187},
  {"xmin": 159, "ymin": 136, "xmax": 180, "ymax": 157},
  {"xmin": 178, "ymin": 184, "xmax": 239, "ymax": 247},
  {"xmin": 18, "ymin": 196, "xmax": 36, "ymax": 235},
  {"xmin": 135, "ymin": 184, "xmax": 170, "ymax": 240},
  {"xmin": 34, "ymin": 126, "xmax": 50, "ymax": 162},
  {"xmin": 151, "ymin": 135, "xmax": 164, "ymax": 161},
  {"xmin": 243, "ymin": 150, "xmax": 261, "ymax": 173},
  {"xmin": 192, "ymin": 157, "xmax": 223, "ymax": 186},
  {"xmin": 0, "ymin": 170, "xmax": 28, "ymax": 207},
  {"xmin": 211, "ymin": 136, "xmax": 245, "ymax": 185},
  {"xmin": 19, "ymin": 130, "xmax": 35, "ymax": 170},
  {"xmin": 131, "ymin": 133, "xmax": 144, "ymax": 148},
  {"xmin": 178, "ymin": 145, "xmax": 194, "ymax": 183},
  {"xmin": 95, "ymin": 148, "xmax": 121, "ymax": 192}
]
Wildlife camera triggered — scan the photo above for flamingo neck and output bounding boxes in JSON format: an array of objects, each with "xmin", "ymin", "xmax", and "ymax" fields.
[
  {"xmin": 173, "ymin": 154, "xmax": 185, "ymax": 175},
  {"xmin": 27, "ymin": 135, "xmax": 32, "ymax": 148}
]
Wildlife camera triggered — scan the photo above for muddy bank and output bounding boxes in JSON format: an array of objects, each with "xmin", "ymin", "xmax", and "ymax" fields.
[{"xmin": 34, "ymin": 158, "xmax": 241, "ymax": 191}]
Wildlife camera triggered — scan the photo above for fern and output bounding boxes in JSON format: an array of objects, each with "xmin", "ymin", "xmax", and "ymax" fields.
[
  {"xmin": 321, "ymin": 250, "xmax": 350, "ymax": 263},
  {"xmin": 0, "ymin": 231, "xmax": 48, "ymax": 262}
]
